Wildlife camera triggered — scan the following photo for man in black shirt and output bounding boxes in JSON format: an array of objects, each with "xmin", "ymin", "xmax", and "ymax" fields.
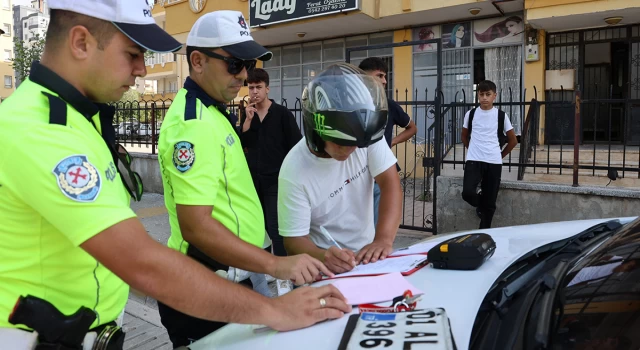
[
  {"xmin": 359, "ymin": 58, "xmax": 417, "ymax": 227},
  {"xmin": 241, "ymin": 68, "xmax": 302, "ymax": 257}
]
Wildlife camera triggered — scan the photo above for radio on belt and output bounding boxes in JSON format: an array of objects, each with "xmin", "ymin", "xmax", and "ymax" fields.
[{"xmin": 428, "ymin": 233, "xmax": 496, "ymax": 270}]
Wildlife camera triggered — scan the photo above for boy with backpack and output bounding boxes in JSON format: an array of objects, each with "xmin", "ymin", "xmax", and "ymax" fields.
[{"xmin": 461, "ymin": 80, "xmax": 518, "ymax": 229}]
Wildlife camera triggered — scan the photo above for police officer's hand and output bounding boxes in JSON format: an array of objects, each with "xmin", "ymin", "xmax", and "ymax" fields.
[
  {"xmin": 273, "ymin": 254, "xmax": 334, "ymax": 285},
  {"xmin": 355, "ymin": 241, "xmax": 393, "ymax": 265},
  {"xmin": 266, "ymin": 284, "xmax": 352, "ymax": 332},
  {"xmin": 323, "ymin": 246, "xmax": 357, "ymax": 274}
]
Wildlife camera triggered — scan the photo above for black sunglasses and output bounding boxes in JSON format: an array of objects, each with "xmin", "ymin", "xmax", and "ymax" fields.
[
  {"xmin": 110, "ymin": 143, "xmax": 144, "ymax": 202},
  {"xmin": 199, "ymin": 49, "xmax": 256, "ymax": 75}
]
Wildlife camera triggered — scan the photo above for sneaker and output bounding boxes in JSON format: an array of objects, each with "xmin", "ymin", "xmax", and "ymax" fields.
[
  {"xmin": 265, "ymin": 274, "xmax": 276, "ymax": 283},
  {"xmin": 276, "ymin": 279, "xmax": 293, "ymax": 296},
  {"xmin": 227, "ymin": 267, "xmax": 251, "ymax": 283},
  {"xmin": 250, "ymin": 273, "xmax": 274, "ymax": 297}
]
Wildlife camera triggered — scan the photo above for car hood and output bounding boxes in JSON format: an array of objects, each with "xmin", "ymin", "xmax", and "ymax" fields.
[
  {"xmin": 188, "ymin": 217, "xmax": 637, "ymax": 350},
  {"xmin": 405, "ymin": 217, "xmax": 636, "ymax": 349}
]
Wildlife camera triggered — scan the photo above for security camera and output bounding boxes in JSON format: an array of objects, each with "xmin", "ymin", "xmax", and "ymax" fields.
[{"xmin": 296, "ymin": 32, "xmax": 306, "ymax": 38}]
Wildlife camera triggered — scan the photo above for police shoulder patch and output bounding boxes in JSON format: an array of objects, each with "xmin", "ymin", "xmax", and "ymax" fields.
[
  {"xmin": 52, "ymin": 155, "xmax": 102, "ymax": 202},
  {"xmin": 173, "ymin": 141, "xmax": 195, "ymax": 173}
]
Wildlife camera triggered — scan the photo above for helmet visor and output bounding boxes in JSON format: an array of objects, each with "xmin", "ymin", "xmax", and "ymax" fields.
[{"xmin": 303, "ymin": 74, "xmax": 388, "ymax": 114}]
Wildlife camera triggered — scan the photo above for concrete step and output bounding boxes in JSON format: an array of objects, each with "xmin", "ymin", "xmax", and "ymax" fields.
[
  {"xmin": 522, "ymin": 172, "xmax": 640, "ymax": 189},
  {"xmin": 523, "ymin": 167, "xmax": 640, "ymax": 177},
  {"xmin": 529, "ymin": 150, "xmax": 639, "ymax": 164},
  {"xmin": 523, "ymin": 158, "xmax": 640, "ymax": 168}
]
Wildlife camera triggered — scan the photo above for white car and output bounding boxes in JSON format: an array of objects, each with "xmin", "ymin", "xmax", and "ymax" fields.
[
  {"xmin": 136, "ymin": 123, "xmax": 160, "ymax": 141},
  {"xmin": 115, "ymin": 122, "xmax": 138, "ymax": 138},
  {"xmin": 188, "ymin": 217, "xmax": 640, "ymax": 350}
]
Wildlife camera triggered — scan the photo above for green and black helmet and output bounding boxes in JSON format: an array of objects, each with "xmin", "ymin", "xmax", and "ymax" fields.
[{"xmin": 301, "ymin": 62, "xmax": 388, "ymax": 154}]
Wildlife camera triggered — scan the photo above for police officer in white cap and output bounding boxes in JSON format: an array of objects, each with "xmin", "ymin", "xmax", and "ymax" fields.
[
  {"xmin": 156, "ymin": 10, "xmax": 344, "ymax": 345},
  {"xmin": 0, "ymin": 2, "xmax": 350, "ymax": 348}
]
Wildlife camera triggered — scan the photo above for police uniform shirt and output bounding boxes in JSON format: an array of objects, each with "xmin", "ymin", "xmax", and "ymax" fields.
[
  {"xmin": 158, "ymin": 77, "xmax": 265, "ymax": 256},
  {"xmin": 0, "ymin": 62, "xmax": 134, "ymax": 329}
]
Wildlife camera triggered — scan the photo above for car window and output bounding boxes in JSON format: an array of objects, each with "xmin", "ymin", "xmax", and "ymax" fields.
[{"xmin": 554, "ymin": 222, "xmax": 640, "ymax": 350}]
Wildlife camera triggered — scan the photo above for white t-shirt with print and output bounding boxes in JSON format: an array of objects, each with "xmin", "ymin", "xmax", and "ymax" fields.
[
  {"xmin": 463, "ymin": 107, "xmax": 513, "ymax": 165},
  {"xmin": 278, "ymin": 138, "xmax": 397, "ymax": 251}
]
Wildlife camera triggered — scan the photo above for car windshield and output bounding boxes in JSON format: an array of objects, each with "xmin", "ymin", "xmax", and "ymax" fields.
[
  {"xmin": 470, "ymin": 218, "xmax": 640, "ymax": 350},
  {"xmin": 552, "ymin": 218, "xmax": 640, "ymax": 350}
]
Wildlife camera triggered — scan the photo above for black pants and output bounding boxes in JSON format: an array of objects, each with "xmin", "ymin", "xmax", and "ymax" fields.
[
  {"xmin": 158, "ymin": 246, "xmax": 254, "ymax": 347},
  {"xmin": 254, "ymin": 178, "xmax": 286, "ymax": 257},
  {"xmin": 158, "ymin": 301, "xmax": 228, "ymax": 347},
  {"xmin": 462, "ymin": 161, "xmax": 502, "ymax": 229}
]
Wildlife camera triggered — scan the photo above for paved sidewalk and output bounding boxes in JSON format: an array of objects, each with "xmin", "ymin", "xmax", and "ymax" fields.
[{"xmin": 124, "ymin": 193, "xmax": 431, "ymax": 350}]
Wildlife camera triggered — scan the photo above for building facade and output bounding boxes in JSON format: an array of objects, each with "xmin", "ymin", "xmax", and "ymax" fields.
[
  {"xmin": 152, "ymin": 0, "xmax": 640, "ymax": 147},
  {"xmin": 525, "ymin": 0, "xmax": 640, "ymax": 146},
  {"xmin": 12, "ymin": 0, "xmax": 48, "ymax": 87},
  {"xmin": 21, "ymin": 10, "xmax": 48, "ymax": 41},
  {"xmin": 1, "ymin": 0, "xmax": 14, "ymax": 101},
  {"xmin": 136, "ymin": 3, "xmax": 186, "ymax": 102}
]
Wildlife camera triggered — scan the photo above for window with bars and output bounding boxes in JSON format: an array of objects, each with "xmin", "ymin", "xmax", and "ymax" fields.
[
  {"xmin": 4, "ymin": 75, "xmax": 12, "ymax": 88},
  {"xmin": 547, "ymin": 43, "xmax": 579, "ymax": 98},
  {"xmin": 548, "ymin": 32, "xmax": 579, "ymax": 45},
  {"xmin": 584, "ymin": 28, "xmax": 627, "ymax": 42}
]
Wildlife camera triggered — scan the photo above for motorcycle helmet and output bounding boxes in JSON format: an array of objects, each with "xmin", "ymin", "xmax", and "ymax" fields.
[{"xmin": 301, "ymin": 62, "xmax": 388, "ymax": 154}]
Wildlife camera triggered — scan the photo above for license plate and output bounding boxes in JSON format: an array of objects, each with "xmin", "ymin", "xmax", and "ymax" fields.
[{"xmin": 346, "ymin": 309, "xmax": 456, "ymax": 349}]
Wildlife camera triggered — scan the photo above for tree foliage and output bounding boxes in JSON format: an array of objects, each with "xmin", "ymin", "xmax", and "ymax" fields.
[
  {"xmin": 11, "ymin": 33, "xmax": 46, "ymax": 84},
  {"xmin": 113, "ymin": 89, "xmax": 163, "ymax": 124},
  {"xmin": 119, "ymin": 88, "xmax": 141, "ymax": 104},
  {"xmin": 114, "ymin": 88, "xmax": 143, "ymax": 123}
]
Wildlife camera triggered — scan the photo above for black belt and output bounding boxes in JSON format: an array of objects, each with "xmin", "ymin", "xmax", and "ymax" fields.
[
  {"xmin": 187, "ymin": 244, "xmax": 231, "ymax": 272},
  {"xmin": 186, "ymin": 244, "xmax": 253, "ymax": 288},
  {"xmin": 30, "ymin": 321, "xmax": 124, "ymax": 350}
]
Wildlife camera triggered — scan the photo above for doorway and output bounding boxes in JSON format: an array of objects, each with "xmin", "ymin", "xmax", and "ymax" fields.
[{"xmin": 582, "ymin": 41, "xmax": 628, "ymax": 143}]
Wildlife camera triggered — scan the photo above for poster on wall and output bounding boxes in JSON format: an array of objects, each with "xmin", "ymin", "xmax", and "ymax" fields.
[
  {"xmin": 473, "ymin": 15, "xmax": 524, "ymax": 46},
  {"xmin": 442, "ymin": 22, "xmax": 471, "ymax": 49},
  {"xmin": 413, "ymin": 26, "xmax": 441, "ymax": 52}
]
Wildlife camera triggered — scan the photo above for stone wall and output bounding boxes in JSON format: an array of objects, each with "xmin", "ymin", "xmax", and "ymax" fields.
[
  {"xmin": 436, "ymin": 176, "xmax": 640, "ymax": 233},
  {"xmin": 130, "ymin": 153, "xmax": 164, "ymax": 195}
]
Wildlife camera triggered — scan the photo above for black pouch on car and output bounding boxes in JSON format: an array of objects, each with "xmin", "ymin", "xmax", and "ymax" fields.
[{"xmin": 428, "ymin": 233, "xmax": 496, "ymax": 270}]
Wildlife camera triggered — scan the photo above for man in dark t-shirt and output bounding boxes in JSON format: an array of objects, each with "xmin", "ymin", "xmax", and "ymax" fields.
[
  {"xmin": 240, "ymin": 68, "xmax": 302, "ymax": 257},
  {"xmin": 359, "ymin": 58, "xmax": 417, "ymax": 227}
]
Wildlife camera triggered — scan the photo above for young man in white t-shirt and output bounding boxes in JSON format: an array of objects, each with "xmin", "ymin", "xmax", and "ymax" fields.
[
  {"xmin": 278, "ymin": 63, "xmax": 402, "ymax": 274},
  {"xmin": 461, "ymin": 80, "xmax": 518, "ymax": 229}
]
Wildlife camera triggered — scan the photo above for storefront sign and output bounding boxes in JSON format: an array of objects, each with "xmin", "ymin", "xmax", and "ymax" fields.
[{"xmin": 249, "ymin": 0, "xmax": 359, "ymax": 27}]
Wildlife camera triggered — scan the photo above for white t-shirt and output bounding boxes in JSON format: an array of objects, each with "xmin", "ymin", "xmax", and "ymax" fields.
[
  {"xmin": 278, "ymin": 138, "xmax": 397, "ymax": 251},
  {"xmin": 463, "ymin": 107, "xmax": 513, "ymax": 164}
]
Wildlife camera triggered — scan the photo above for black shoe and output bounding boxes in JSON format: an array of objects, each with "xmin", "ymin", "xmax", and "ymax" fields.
[{"xmin": 476, "ymin": 207, "xmax": 482, "ymax": 219}]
